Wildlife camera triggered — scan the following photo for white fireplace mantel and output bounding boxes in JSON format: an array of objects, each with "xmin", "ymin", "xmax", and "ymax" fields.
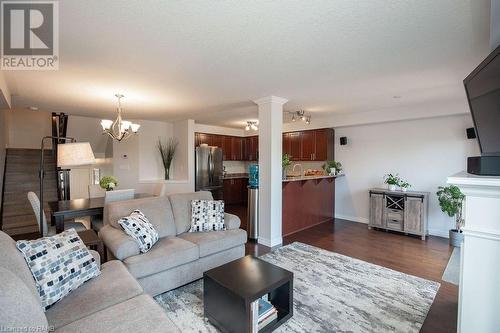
[{"xmin": 447, "ymin": 171, "xmax": 500, "ymax": 333}]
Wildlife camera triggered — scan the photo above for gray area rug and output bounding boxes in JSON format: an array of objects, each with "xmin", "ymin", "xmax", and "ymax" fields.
[
  {"xmin": 442, "ymin": 247, "xmax": 460, "ymax": 285},
  {"xmin": 155, "ymin": 242, "xmax": 440, "ymax": 333}
]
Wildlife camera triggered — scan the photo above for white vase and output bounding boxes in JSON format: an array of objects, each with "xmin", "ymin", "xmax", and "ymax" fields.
[{"xmin": 388, "ymin": 184, "xmax": 396, "ymax": 191}]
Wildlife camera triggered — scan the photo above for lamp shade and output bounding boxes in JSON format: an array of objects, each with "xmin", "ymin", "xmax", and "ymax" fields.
[{"xmin": 57, "ymin": 142, "xmax": 96, "ymax": 168}]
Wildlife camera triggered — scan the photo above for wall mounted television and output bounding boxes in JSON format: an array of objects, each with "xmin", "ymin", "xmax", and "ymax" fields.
[{"xmin": 463, "ymin": 44, "xmax": 500, "ymax": 157}]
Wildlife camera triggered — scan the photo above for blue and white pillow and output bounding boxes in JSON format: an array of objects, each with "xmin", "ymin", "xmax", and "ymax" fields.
[
  {"xmin": 190, "ymin": 200, "xmax": 226, "ymax": 232},
  {"xmin": 118, "ymin": 210, "xmax": 159, "ymax": 253},
  {"xmin": 16, "ymin": 228, "xmax": 100, "ymax": 310}
]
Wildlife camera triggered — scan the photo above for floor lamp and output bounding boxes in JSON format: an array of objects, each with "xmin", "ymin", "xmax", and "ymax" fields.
[{"xmin": 39, "ymin": 136, "xmax": 95, "ymax": 236}]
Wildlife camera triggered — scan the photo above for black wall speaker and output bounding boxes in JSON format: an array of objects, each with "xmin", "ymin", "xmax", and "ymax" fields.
[
  {"xmin": 466, "ymin": 127, "xmax": 476, "ymax": 139},
  {"xmin": 340, "ymin": 137, "xmax": 348, "ymax": 145}
]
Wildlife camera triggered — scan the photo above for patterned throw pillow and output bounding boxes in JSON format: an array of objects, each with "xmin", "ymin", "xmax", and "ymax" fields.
[
  {"xmin": 16, "ymin": 229, "xmax": 100, "ymax": 310},
  {"xmin": 118, "ymin": 210, "xmax": 159, "ymax": 253},
  {"xmin": 190, "ymin": 200, "xmax": 226, "ymax": 232}
]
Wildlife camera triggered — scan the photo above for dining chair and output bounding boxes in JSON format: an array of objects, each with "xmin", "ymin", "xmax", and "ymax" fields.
[
  {"xmin": 88, "ymin": 184, "xmax": 106, "ymax": 198},
  {"xmin": 93, "ymin": 189, "xmax": 135, "ymax": 232},
  {"xmin": 27, "ymin": 192, "xmax": 87, "ymax": 237}
]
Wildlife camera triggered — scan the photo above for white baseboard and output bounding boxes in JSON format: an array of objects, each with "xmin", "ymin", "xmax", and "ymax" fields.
[
  {"xmin": 258, "ymin": 236, "xmax": 283, "ymax": 248},
  {"xmin": 335, "ymin": 214, "xmax": 450, "ymax": 239},
  {"xmin": 335, "ymin": 214, "xmax": 369, "ymax": 224}
]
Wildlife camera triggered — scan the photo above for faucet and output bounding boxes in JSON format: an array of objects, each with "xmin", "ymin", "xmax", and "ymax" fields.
[
  {"xmin": 222, "ymin": 165, "xmax": 227, "ymax": 177},
  {"xmin": 292, "ymin": 163, "xmax": 303, "ymax": 177}
]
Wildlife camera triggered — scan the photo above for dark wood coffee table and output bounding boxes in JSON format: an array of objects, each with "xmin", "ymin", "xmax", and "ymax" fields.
[{"xmin": 204, "ymin": 255, "xmax": 293, "ymax": 333}]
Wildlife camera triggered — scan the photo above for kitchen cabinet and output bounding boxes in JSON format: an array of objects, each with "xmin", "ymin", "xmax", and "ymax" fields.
[
  {"xmin": 223, "ymin": 178, "xmax": 247, "ymax": 205},
  {"xmin": 314, "ymin": 129, "xmax": 334, "ymax": 161},
  {"xmin": 300, "ymin": 130, "xmax": 316, "ymax": 160},
  {"xmin": 244, "ymin": 136, "xmax": 258, "ymax": 161},
  {"xmin": 283, "ymin": 132, "xmax": 301, "ymax": 161},
  {"xmin": 222, "ymin": 136, "xmax": 232, "ymax": 160},
  {"xmin": 231, "ymin": 137, "xmax": 243, "ymax": 161}
]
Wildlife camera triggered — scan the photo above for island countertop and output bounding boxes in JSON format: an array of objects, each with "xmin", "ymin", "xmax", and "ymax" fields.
[{"xmin": 282, "ymin": 174, "xmax": 344, "ymax": 182}]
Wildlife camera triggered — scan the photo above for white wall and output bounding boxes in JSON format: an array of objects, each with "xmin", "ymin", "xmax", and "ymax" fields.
[
  {"xmin": 0, "ymin": 109, "xmax": 7, "ymax": 208},
  {"xmin": 334, "ymin": 114, "xmax": 479, "ymax": 237},
  {"xmin": 5, "ymin": 108, "xmax": 52, "ymax": 149},
  {"xmin": 195, "ymin": 123, "xmax": 246, "ymax": 137},
  {"xmin": 492, "ymin": 0, "xmax": 500, "ymax": 50}
]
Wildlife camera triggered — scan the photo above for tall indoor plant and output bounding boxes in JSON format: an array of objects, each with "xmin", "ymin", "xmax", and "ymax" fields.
[
  {"xmin": 437, "ymin": 185, "xmax": 465, "ymax": 247},
  {"xmin": 157, "ymin": 138, "xmax": 178, "ymax": 180}
]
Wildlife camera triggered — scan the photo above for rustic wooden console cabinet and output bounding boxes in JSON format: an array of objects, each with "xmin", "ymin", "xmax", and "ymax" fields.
[{"xmin": 368, "ymin": 188, "xmax": 429, "ymax": 240}]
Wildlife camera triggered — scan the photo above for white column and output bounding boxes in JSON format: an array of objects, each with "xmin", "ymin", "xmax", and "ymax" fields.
[
  {"xmin": 447, "ymin": 172, "xmax": 500, "ymax": 333},
  {"xmin": 254, "ymin": 95, "xmax": 288, "ymax": 248}
]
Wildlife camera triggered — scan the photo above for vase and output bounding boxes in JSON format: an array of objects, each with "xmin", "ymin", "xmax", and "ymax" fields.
[
  {"xmin": 449, "ymin": 229, "xmax": 464, "ymax": 247},
  {"xmin": 164, "ymin": 167, "xmax": 170, "ymax": 180},
  {"xmin": 388, "ymin": 184, "xmax": 396, "ymax": 191},
  {"xmin": 282, "ymin": 167, "xmax": 287, "ymax": 180}
]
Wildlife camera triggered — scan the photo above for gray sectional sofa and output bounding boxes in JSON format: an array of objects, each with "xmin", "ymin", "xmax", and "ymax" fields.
[
  {"xmin": 0, "ymin": 191, "xmax": 247, "ymax": 332},
  {"xmin": 0, "ymin": 231, "xmax": 179, "ymax": 333},
  {"xmin": 99, "ymin": 191, "xmax": 248, "ymax": 295}
]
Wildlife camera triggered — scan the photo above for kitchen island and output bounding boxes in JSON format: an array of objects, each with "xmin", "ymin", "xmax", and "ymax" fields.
[{"xmin": 282, "ymin": 174, "xmax": 343, "ymax": 236}]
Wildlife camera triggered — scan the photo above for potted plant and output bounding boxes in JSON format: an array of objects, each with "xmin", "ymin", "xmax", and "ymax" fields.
[
  {"xmin": 100, "ymin": 176, "xmax": 118, "ymax": 191},
  {"xmin": 282, "ymin": 154, "xmax": 291, "ymax": 180},
  {"xmin": 399, "ymin": 181, "xmax": 411, "ymax": 192},
  {"xmin": 437, "ymin": 185, "xmax": 465, "ymax": 247},
  {"xmin": 384, "ymin": 173, "xmax": 400, "ymax": 191},
  {"xmin": 158, "ymin": 138, "xmax": 178, "ymax": 180},
  {"xmin": 322, "ymin": 161, "xmax": 342, "ymax": 176}
]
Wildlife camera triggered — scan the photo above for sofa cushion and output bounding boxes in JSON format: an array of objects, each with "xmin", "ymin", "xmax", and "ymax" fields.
[
  {"xmin": 124, "ymin": 237, "xmax": 199, "ymax": 279},
  {"xmin": 55, "ymin": 294, "xmax": 180, "ymax": 333},
  {"xmin": 0, "ymin": 231, "xmax": 41, "ymax": 304},
  {"xmin": 46, "ymin": 260, "xmax": 143, "ymax": 329},
  {"xmin": 118, "ymin": 210, "xmax": 159, "ymax": 253},
  {"xmin": 178, "ymin": 229, "xmax": 247, "ymax": 257},
  {"xmin": 168, "ymin": 191, "xmax": 213, "ymax": 234},
  {"xmin": 100, "ymin": 224, "xmax": 141, "ymax": 260},
  {"xmin": 0, "ymin": 267, "xmax": 49, "ymax": 333},
  {"xmin": 107, "ymin": 196, "xmax": 176, "ymax": 238},
  {"xmin": 16, "ymin": 229, "xmax": 101, "ymax": 310}
]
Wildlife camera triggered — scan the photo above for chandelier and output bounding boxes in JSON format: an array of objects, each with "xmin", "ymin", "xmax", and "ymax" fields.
[
  {"xmin": 100, "ymin": 94, "xmax": 140, "ymax": 142},
  {"xmin": 289, "ymin": 110, "xmax": 311, "ymax": 124},
  {"xmin": 245, "ymin": 121, "xmax": 259, "ymax": 131}
]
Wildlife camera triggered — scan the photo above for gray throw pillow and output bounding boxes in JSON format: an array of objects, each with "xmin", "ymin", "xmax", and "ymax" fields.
[
  {"xmin": 16, "ymin": 228, "xmax": 100, "ymax": 310},
  {"xmin": 118, "ymin": 210, "xmax": 159, "ymax": 253}
]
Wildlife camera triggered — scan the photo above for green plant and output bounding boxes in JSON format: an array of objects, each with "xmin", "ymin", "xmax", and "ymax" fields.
[
  {"xmin": 384, "ymin": 173, "xmax": 400, "ymax": 185},
  {"xmin": 322, "ymin": 161, "xmax": 342, "ymax": 174},
  {"xmin": 436, "ymin": 185, "xmax": 465, "ymax": 231},
  {"xmin": 158, "ymin": 138, "xmax": 178, "ymax": 180},
  {"xmin": 399, "ymin": 181, "xmax": 411, "ymax": 189},
  {"xmin": 99, "ymin": 176, "xmax": 118, "ymax": 191},
  {"xmin": 282, "ymin": 154, "xmax": 291, "ymax": 168}
]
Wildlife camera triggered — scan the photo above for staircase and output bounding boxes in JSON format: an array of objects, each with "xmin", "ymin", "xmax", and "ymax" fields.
[{"xmin": 1, "ymin": 149, "xmax": 58, "ymax": 236}]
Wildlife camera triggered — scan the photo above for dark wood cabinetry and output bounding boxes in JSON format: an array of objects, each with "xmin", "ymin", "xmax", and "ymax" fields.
[
  {"xmin": 223, "ymin": 178, "xmax": 248, "ymax": 205},
  {"xmin": 195, "ymin": 128, "xmax": 333, "ymax": 162}
]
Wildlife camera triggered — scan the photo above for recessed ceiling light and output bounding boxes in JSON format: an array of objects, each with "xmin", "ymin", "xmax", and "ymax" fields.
[
  {"xmin": 393, "ymin": 95, "xmax": 402, "ymax": 99},
  {"xmin": 27, "ymin": 106, "xmax": 39, "ymax": 111}
]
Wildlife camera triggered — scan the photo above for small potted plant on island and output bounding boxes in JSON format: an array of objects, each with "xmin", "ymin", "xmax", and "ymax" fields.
[
  {"xmin": 384, "ymin": 173, "xmax": 400, "ymax": 191},
  {"xmin": 282, "ymin": 154, "xmax": 291, "ymax": 180},
  {"xmin": 399, "ymin": 180, "xmax": 411, "ymax": 192},
  {"xmin": 100, "ymin": 176, "xmax": 118, "ymax": 191},
  {"xmin": 437, "ymin": 185, "xmax": 465, "ymax": 247},
  {"xmin": 322, "ymin": 161, "xmax": 343, "ymax": 176}
]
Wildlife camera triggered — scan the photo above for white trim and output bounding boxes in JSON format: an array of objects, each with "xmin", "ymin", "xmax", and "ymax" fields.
[
  {"xmin": 258, "ymin": 236, "xmax": 283, "ymax": 248},
  {"xmin": 462, "ymin": 227, "xmax": 500, "ymax": 241},
  {"xmin": 253, "ymin": 95, "xmax": 288, "ymax": 106},
  {"xmin": 335, "ymin": 214, "xmax": 450, "ymax": 238},
  {"xmin": 334, "ymin": 214, "xmax": 369, "ymax": 224}
]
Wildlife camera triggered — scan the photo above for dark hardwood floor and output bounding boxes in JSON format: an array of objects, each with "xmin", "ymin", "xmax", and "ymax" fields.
[{"xmin": 228, "ymin": 203, "xmax": 457, "ymax": 333}]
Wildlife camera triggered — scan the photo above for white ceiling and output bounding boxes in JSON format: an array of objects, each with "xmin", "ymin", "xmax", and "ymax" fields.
[{"xmin": 4, "ymin": 0, "xmax": 491, "ymax": 128}]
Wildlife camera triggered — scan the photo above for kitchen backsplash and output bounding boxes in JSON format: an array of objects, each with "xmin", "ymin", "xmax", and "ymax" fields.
[{"xmin": 223, "ymin": 161, "xmax": 252, "ymax": 174}]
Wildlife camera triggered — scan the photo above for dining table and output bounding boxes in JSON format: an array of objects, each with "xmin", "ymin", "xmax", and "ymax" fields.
[{"xmin": 49, "ymin": 193, "xmax": 153, "ymax": 233}]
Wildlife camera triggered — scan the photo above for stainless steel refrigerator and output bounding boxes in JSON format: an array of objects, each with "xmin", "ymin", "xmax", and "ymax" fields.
[{"xmin": 195, "ymin": 146, "xmax": 223, "ymax": 199}]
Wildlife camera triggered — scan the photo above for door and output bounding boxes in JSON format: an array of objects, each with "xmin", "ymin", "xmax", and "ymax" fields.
[
  {"xmin": 288, "ymin": 132, "xmax": 301, "ymax": 160},
  {"xmin": 195, "ymin": 147, "xmax": 210, "ymax": 190},
  {"xmin": 404, "ymin": 196, "xmax": 423, "ymax": 234},
  {"xmin": 369, "ymin": 193, "xmax": 385, "ymax": 227},
  {"xmin": 232, "ymin": 137, "xmax": 243, "ymax": 160},
  {"xmin": 222, "ymin": 136, "xmax": 232, "ymax": 160},
  {"xmin": 314, "ymin": 129, "xmax": 328, "ymax": 161},
  {"xmin": 301, "ymin": 130, "xmax": 316, "ymax": 160}
]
